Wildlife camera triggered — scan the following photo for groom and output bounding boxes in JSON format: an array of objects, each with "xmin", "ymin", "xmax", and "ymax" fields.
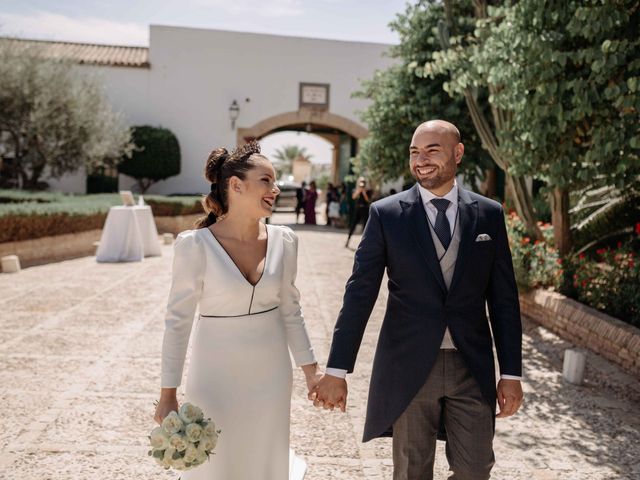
[{"xmin": 314, "ymin": 120, "xmax": 523, "ymax": 479}]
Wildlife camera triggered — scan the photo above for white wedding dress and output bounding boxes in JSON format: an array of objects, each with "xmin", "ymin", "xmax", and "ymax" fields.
[{"xmin": 160, "ymin": 224, "xmax": 316, "ymax": 480}]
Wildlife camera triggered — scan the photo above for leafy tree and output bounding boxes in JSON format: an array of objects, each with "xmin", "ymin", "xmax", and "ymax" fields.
[
  {"xmin": 118, "ymin": 126, "xmax": 181, "ymax": 193},
  {"xmin": 272, "ymin": 144, "xmax": 313, "ymax": 177},
  {"xmin": 353, "ymin": 0, "xmax": 493, "ymax": 192},
  {"xmin": 421, "ymin": 0, "xmax": 543, "ymax": 240},
  {"xmin": 0, "ymin": 40, "xmax": 133, "ymax": 190},
  {"xmin": 427, "ymin": 0, "xmax": 640, "ymax": 254}
]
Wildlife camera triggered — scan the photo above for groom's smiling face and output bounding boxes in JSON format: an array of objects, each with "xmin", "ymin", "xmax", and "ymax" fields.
[{"xmin": 409, "ymin": 121, "xmax": 464, "ymax": 194}]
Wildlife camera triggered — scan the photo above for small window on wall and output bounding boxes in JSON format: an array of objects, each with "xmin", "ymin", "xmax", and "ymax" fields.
[{"xmin": 87, "ymin": 165, "xmax": 119, "ymax": 193}]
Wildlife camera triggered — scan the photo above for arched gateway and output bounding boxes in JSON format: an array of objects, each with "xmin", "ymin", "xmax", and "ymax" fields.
[{"xmin": 238, "ymin": 111, "xmax": 368, "ymax": 185}]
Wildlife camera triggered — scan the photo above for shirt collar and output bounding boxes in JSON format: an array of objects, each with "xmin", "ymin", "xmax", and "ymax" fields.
[{"xmin": 417, "ymin": 180, "xmax": 458, "ymax": 208}]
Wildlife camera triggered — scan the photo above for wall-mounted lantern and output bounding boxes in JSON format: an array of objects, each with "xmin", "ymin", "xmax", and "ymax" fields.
[{"xmin": 229, "ymin": 100, "xmax": 240, "ymax": 130}]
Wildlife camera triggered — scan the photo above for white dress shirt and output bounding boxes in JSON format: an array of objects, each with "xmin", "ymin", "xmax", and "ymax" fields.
[{"xmin": 326, "ymin": 181, "xmax": 521, "ymax": 381}]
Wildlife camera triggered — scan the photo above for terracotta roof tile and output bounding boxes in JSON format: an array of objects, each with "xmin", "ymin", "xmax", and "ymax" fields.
[{"xmin": 1, "ymin": 37, "xmax": 150, "ymax": 69}]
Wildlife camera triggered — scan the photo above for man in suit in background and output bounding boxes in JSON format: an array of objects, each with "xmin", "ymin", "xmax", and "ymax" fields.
[{"xmin": 313, "ymin": 120, "xmax": 524, "ymax": 479}]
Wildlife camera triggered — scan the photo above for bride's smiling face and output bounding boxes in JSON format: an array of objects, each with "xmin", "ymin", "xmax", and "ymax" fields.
[{"xmin": 228, "ymin": 155, "xmax": 280, "ymax": 218}]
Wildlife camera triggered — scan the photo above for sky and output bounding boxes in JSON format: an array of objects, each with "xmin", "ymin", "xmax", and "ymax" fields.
[
  {"xmin": 0, "ymin": 0, "xmax": 410, "ymax": 168},
  {"xmin": 0, "ymin": 0, "xmax": 408, "ymax": 46}
]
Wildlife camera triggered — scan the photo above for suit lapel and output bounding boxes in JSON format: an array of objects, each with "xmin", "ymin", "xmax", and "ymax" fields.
[
  {"xmin": 449, "ymin": 187, "xmax": 478, "ymax": 293},
  {"xmin": 400, "ymin": 185, "xmax": 447, "ymax": 294}
]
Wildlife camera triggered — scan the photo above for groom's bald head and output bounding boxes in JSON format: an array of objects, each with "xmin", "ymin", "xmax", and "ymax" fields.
[{"xmin": 412, "ymin": 120, "xmax": 461, "ymax": 149}]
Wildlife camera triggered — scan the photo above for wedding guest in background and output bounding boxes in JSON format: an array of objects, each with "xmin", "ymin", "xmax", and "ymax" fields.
[
  {"xmin": 325, "ymin": 183, "xmax": 339, "ymax": 226},
  {"xmin": 345, "ymin": 177, "xmax": 371, "ymax": 248},
  {"xmin": 304, "ymin": 180, "xmax": 318, "ymax": 225},
  {"xmin": 295, "ymin": 181, "xmax": 307, "ymax": 224}
]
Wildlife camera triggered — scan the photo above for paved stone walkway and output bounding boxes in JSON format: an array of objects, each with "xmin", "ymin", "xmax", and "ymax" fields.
[{"xmin": 1, "ymin": 214, "xmax": 639, "ymax": 479}]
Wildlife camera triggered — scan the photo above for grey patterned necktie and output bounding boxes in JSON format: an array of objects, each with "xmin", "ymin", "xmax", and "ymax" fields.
[{"xmin": 431, "ymin": 198, "xmax": 451, "ymax": 250}]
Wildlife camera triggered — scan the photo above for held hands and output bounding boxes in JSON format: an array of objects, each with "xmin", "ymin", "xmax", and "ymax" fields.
[
  {"xmin": 310, "ymin": 374, "xmax": 348, "ymax": 412},
  {"xmin": 302, "ymin": 362, "xmax": 327, "ymax": 407},
  {"xmin": 496, "ymin": 379, "xmax": 524, "ymax": 418}
]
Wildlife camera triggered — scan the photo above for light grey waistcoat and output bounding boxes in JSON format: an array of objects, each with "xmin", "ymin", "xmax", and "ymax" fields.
[{"xmin": 427, "ymin": 213, "xmax": 461, "ymax": 349}]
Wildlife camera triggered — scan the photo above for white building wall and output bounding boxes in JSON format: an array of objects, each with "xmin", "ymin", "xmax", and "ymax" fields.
[{"xmin": 50, "ymin": 26, "xmax": 393, "ymax": 195}]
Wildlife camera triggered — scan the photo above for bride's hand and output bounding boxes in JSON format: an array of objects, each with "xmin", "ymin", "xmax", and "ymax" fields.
[
  {"xmin": 154, "ymin": 395, "xmax": 179, "ymax": 425},
  {"xmin": 301, "ymin": 363, "xmax": 324, "ymax": 398}
]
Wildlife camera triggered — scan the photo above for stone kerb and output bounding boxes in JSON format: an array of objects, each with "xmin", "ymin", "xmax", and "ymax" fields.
[{"xmin": 520, "ymin": 289, "xmax": 640, "ymax": 377}]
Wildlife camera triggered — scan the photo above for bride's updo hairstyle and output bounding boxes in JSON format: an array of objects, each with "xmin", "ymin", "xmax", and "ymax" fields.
[{"xmin": 195, "ymin": 140, "xmax": 264, "ymax": 228}]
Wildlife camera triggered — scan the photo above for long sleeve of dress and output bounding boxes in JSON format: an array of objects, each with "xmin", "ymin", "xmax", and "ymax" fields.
[
  {"xmin": 160, "ymin": 230, "xmax": 205, "ymax": 388},
  {"xmin": 280, "ymin": 226, "xmax": 316, "ymax": 367}
]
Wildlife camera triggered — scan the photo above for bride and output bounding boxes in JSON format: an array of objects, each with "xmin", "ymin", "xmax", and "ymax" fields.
[{"xmin": 154, "ymin": 141, "xmax": 323, "ymax": 479}]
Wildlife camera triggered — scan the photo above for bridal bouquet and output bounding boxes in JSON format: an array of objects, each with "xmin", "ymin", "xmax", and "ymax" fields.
[{"xmin": 149, "ymin": 402, "xmax": 220, "ymax": 471}]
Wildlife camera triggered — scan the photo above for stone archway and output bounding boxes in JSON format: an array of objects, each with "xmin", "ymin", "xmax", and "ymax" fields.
[
  {"xmin": 237, "ymin": 110, "xmax": 367, "ymax": 184},
  {"xmin": 237, "ymin": 110, "xmax": 368, "ymax": 144}
]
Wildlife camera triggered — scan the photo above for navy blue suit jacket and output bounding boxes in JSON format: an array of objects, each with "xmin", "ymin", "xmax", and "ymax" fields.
[{"xmin": 327, "ymin": 184, "xmax": 522, "ymax": 442}]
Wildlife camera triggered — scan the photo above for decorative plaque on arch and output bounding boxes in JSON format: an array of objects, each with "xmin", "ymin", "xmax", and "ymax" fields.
[{"xmin": 299, "ymin": 82, "xmax": 330, "ymax": 111}]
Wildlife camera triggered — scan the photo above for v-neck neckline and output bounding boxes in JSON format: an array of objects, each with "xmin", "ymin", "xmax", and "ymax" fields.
[{"xmin": 205, "ymin": 223, "xmax": 271, "ymax": 288}]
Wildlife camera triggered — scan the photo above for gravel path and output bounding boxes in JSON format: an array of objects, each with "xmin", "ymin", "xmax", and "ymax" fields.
[{"xmin": 1, "ymin": 214, "xmax": 638, "ymax": 479}]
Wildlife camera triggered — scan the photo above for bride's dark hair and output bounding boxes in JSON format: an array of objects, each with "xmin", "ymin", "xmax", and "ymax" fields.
[{"xmin": 195, "ymin": 140, "xmax": 264, "ymax": 228}]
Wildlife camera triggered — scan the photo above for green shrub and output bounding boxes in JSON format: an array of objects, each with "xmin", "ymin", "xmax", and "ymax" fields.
[
  {"xmin": 0, "ymin": 189, "xmax": 203, "ymax": 242},
  {"xmin": 505, "ymin": 211, "xmax": 563, "ymax": 290},
  {"xmin": 0, "ymin": 212, "xmax": 107, "ymax": 243},
  {"xmin": 569, "ymin": 237, "xmax": 640, "ymax": 328},
  {"xmin": 118, "ymin": 126, "xmax": 181, "ymax": 193}
]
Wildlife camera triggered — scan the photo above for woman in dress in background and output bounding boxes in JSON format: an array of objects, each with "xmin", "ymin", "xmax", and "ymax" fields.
[
  {"xmin": 154, "ymin": 141, "xmax": 323, "ymax": 479},
  {"xmin": 303, "ymin": 180, "xmax": 318, "ymax": 225}
]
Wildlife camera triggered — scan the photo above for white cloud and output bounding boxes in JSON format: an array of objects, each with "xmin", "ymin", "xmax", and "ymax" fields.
[
  {"xmin": 0, "ymin": 11, "xmax": 148, "ymax": 45},
  {"xmin": 191, "ymin": 0, "xmax": 303, "ymax": 17}
]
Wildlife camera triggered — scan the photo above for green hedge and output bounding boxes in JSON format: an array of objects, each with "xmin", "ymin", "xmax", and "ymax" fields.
[{"xmin": 0, "ymin": 189, "xmax": 203, "ymax": 242}]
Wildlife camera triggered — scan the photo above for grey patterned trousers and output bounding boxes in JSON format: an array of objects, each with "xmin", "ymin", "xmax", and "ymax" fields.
[{"xmin": 392, "ymin": 349, "xmax": 495, "ymax": 480}]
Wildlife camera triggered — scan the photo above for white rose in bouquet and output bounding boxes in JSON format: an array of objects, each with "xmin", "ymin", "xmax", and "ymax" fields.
[
  {"xmin": 163, "ymin": 447, "xmax": 176, "ymax": 467},
  {"xmin": 185, "ymin": 422, "xmax": 203, "ymax": 443},
  {"xmin": 195, "ymin": 444, "xmax": 208, "ymax": 464},
  {"xmin": 172, "ymin": 457, "xmax": 187, "ymax": 470},
  {"xmin": 179, "ymin": 402, "xmax": 204, "ymax": 424},
  {"xmin": 183, "ymin": 444, "xmax": 198, "ymax": 464},
  {"xmin": 203, "ymin": 420, "xmax": 217, "ymax": 437},
  {"xmin": 161, "ymin": 411, "xmax": 184, "ymax": 435},
  {"xmin": 169, "ymin": 432, "xmax": 188, "ymax": 452},
  {"xmin": 149, "ymin": 427, "xmax": 171, "ymax": 450},
  {"xmin": 199, "ymin": 433, "xmax": 218, "ymax": 451}
]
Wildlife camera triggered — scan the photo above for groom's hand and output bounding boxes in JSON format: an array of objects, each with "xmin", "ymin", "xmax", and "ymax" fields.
[
  {"xmin": 496, "ymin": 379, "xmax": 523, "ymax": 418},
  {"xmin": 313, "ymin": 374, "xmax": 348, "ymax": 412}
]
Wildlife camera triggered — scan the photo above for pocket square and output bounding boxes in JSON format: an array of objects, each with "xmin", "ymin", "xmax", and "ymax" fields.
[{"xmin": 475, "ymin": 234, "xmax": 492, "ymax": 242}]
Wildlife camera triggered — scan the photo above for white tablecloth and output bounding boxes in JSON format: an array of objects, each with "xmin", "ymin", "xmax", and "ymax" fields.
[{"xmin": 96, "ymin": 206, "xmax": 162, "ymax": 262}]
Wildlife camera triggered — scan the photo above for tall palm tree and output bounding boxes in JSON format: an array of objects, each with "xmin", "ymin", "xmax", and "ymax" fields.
[{"xmin": 272, "ymin": 144, "xmax": 313, "ymax": 176}]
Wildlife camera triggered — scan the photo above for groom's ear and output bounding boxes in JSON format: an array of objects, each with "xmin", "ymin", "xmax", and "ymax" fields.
[{"xmin": 455, "ymin": 143, "xmax": 464, "ymax": 165}]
